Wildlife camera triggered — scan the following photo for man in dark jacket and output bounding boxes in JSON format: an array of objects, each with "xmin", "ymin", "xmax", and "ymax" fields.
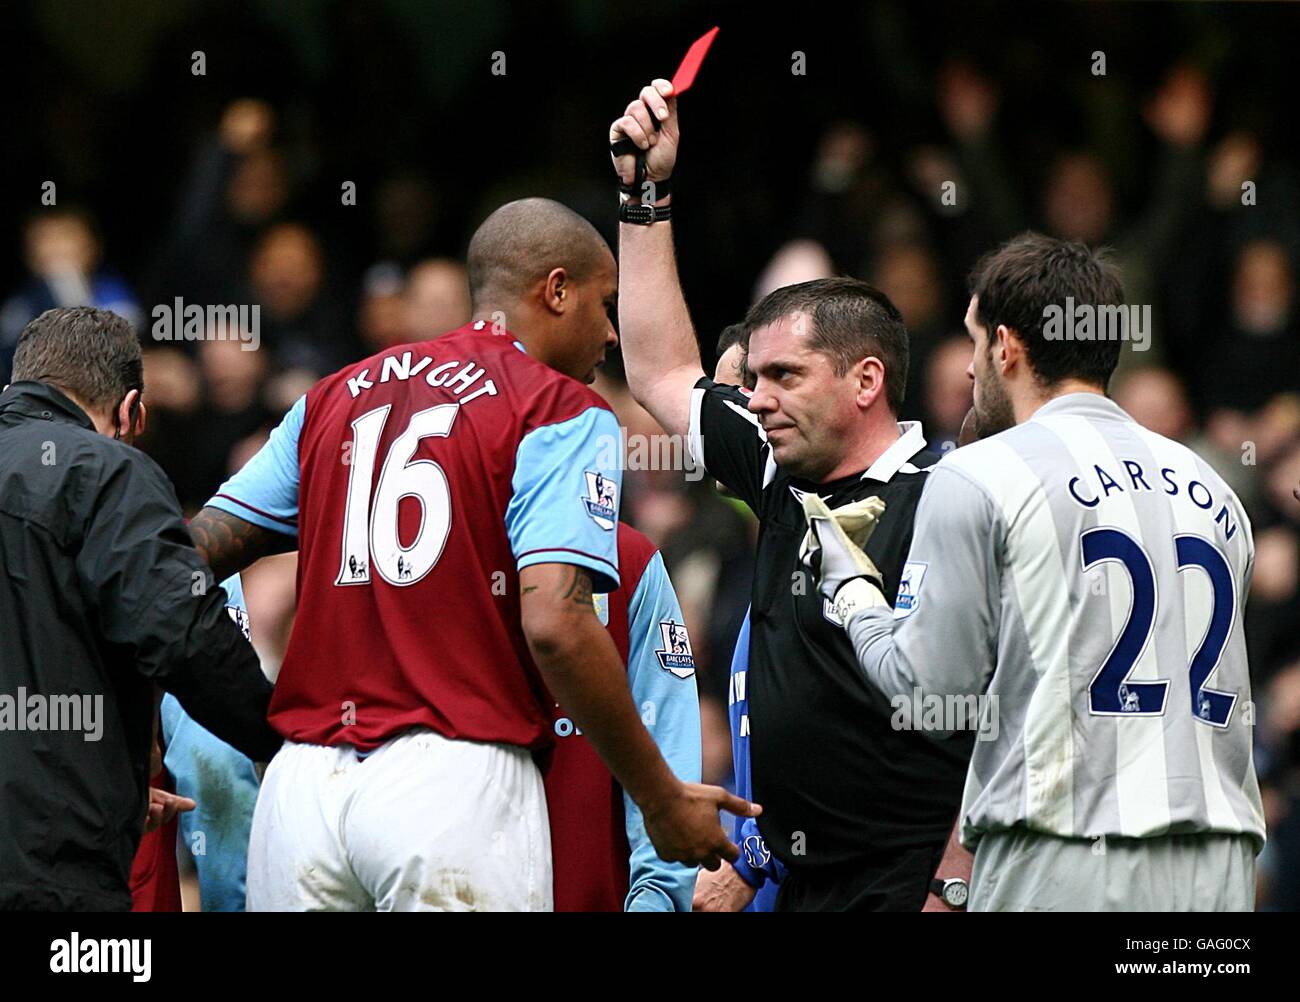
[{"xmin": 0, "ymin": 306, "xmax": 281, "ymax": 911}]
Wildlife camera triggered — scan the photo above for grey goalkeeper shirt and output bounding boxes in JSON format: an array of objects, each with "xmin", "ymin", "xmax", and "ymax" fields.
[{"xmin": 843, "ymin": 392, "xmax": 1266, "ymax": 852}]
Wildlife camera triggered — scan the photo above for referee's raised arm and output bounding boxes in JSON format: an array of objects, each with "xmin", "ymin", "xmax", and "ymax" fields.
[{"xmin": 609, "ymin": 79, "xmax": 700, "ymax": 441}]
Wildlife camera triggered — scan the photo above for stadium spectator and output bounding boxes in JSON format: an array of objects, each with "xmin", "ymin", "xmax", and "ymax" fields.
[
  {"xmin": 918, "ymin": 335, "xmax": 974, "ymax": 453},
  {"xmin": 404, "ymin": 257, "xmax": 471, "ymax": 341},
  {"xmin": 751, "ymin": 239, "xmax": 834, "ymax": 304},
  {"xmin": 1203, "ymin": 240, "xmax": 1300, "ymax": 421},
  {"xmin": 372, "ymin": 173, "xmax": 442, "ymax": 265},
  {"xmin": 869, "ymin": 242, "xmax": 952, "ymax": 421},
  {"xmin": 150, "ymin": 98, "xmax": 290, "ymax": 310},
  {"xmin": 357, "ymin": 263, "xmax": 409, "ymax": 352},
  {"xmin": 247, "ymin": 222, "xmax": 353, "ymax": 375},
  {"xmin": 1, "ymin": 208, "xmax": 140, "ymax": 382}
]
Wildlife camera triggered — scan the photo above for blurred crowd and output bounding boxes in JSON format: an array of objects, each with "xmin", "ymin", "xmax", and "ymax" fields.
[{"xmin": 5, "ymin": 1, "xmax": 1299, "ymax": 910}]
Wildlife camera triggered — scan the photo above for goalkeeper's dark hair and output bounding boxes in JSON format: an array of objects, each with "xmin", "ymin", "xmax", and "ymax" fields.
[{"xmin": 968, "ymin": 231, "xmax": 1125, "ymax": 391}]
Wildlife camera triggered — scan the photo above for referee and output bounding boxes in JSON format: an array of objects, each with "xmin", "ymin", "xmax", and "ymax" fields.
[{"xmin": 609, "ymin": 81, "xmax": 973, "ymax": 910}]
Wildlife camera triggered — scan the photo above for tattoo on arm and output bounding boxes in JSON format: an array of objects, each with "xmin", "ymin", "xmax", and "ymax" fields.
[
  {"xmin": 188, "ymin": 507, "xmax": 295, "ymax": 582},
  {"xmin": 560, "ymin": 567, "xmax": 594, "ymax": 606}
]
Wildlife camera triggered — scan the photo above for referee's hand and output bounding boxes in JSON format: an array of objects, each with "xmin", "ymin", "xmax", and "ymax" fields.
[
  {"xmin": 610, "ymin": 79, "xmax": 679, "ymax": 187},
  {"xmin": 643, "ymin": 781, "xmax": 759, "ymax": 871}
]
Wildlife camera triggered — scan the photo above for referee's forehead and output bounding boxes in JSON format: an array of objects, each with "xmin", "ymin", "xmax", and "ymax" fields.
[{"xmin": 747, "ymin": 312, "xmax": 814, "ymax": 368}]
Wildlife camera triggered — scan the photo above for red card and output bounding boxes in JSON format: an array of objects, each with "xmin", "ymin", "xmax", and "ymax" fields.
[{"xmin": 670, "ymin": 26, "xmax": 719, "ymax": 95}]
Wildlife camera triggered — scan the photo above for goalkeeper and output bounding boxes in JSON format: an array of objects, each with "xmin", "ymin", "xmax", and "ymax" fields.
[{"xmin": 610, "ymin": 77, "xmax": 974, "ymax": 910}]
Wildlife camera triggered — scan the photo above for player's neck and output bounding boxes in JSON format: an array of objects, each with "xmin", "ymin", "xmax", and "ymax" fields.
[
  {"xmin": 1014, "ymin": 377, "xmax": 1107, "ymax": 423},
  {"xmin": 469, "ymin": 305, "xmax": 511, "ymax": 333},
  {"xmin": 470, "ymin": 304, "xmax": 546, "ymax": 359}
]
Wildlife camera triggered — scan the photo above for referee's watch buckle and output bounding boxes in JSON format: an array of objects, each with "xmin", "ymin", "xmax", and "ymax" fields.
[{"xmin": 618, "ymin": 201, "xmax": 672, "ymax": 226}]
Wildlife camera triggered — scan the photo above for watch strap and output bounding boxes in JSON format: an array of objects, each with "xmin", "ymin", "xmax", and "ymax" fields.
[{"xmin": 619, "ymin": 201, "xmax": 673, "ymax": 226}]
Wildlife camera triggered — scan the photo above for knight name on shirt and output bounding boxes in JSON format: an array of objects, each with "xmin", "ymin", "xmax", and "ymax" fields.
[
  {"xmin": 1067, "ymin": 459, "xmax": 1238, "ymax": 542},
  {"xmin": 345, "ymin": 350, "xmax": 501, "ymax": 406}
]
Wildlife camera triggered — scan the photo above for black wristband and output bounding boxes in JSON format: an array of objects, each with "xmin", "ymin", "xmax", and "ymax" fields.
[{"xmin": 619, "ymin": 201, "xmax": 673, "ymax": 226}]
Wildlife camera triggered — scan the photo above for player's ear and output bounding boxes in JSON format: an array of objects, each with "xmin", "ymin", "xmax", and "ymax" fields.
[
  {"xmin": 995, "ymin": 324, "xmax": 1018, "ymax": 374},
  {"xmin": 544, "ymin": 267, "xmax": 569, "ymax": 315}
]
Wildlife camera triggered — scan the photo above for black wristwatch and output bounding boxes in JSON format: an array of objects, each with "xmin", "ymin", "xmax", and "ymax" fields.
[
  {"xmin": 930, "ymin": 877, "xmax": 969, "ymax": 909},
  {"xmin": 618, "ymin": 200, "xmax": 673, "ymax": 225}
]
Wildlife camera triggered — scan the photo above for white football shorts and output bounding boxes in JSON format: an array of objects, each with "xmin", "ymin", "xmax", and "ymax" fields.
[{"xmin": 246, "ymin": 727, "xmax": 551, "ymax": 911}]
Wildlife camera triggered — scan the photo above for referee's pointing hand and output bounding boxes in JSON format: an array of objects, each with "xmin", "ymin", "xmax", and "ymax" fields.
[{"xmin": 610, "ymin": 79, "xmax": 679, "ymax": 188}]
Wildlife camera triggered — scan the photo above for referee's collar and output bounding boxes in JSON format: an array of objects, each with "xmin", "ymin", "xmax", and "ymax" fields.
[{"xmin": 860, "ymin": 421, "xmax": 928, "ymax": 483}]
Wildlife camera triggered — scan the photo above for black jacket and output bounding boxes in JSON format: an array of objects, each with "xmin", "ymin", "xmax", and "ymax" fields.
[{"xmin": 0, "ymin": 381, "xmax": 281, "ymax": 910}]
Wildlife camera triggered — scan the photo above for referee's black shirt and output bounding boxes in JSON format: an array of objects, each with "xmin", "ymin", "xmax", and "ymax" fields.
[{"xmin": 690, "ymin": 377, "xmax": 973, "ymax": 870}]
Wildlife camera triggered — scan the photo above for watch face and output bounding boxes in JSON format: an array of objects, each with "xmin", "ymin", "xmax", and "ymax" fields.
[{"xmin": 943, "ymin": 880, "xmax": 969, "ymax": 908}]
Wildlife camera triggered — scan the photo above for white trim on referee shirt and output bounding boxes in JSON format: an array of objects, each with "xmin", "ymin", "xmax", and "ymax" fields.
[
  {"xmin": 687, "ymin": 386, "xmax": 707, "ymax": 470},
  {"xmin": 687, "ymin": 385, "xmax": 770, "ymax": 472},
  {"xmin": 860, "ymin": 421, "xmax": 928, "ymax": 482}
]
